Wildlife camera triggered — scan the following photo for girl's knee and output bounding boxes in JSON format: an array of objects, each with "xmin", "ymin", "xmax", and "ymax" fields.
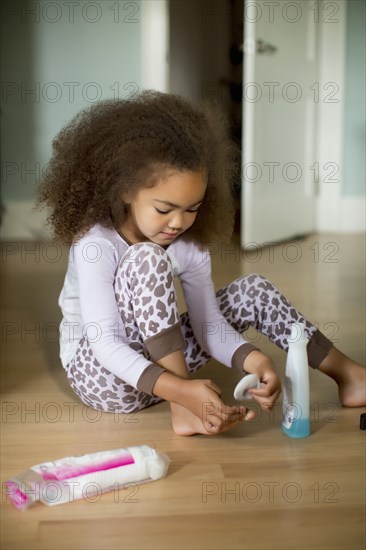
[
  {"xmin": 119, "ymin": 242, "xmax": 172, "ymax": 276},
  {"xmin": 246, "ymin": 273, "xmax": 267, "ymax": 282},
  {"xmin": 238, "ymin": 273, "xmax": 275, "ymax": 289},
  {"xmin": 122, "ymin": 241, "xmax": 168, "ymax": 261}
]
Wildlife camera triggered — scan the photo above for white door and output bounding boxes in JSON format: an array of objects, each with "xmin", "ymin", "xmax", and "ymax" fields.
[{"xmin": 241, "ymin": 0, "xmax": 318, "ymax": 247}]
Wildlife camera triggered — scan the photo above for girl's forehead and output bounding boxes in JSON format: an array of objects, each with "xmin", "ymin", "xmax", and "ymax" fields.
[
  {"xmin": 146, "ymin": 169, "xmax": 207, "ymax": 202},
  {"xmin": 153, "ymin": 164, "xmax": 206, "ymax": 181}
]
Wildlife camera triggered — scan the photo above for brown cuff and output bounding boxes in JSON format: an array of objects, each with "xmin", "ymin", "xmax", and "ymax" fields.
[
  {"xmin": 307, "ymin": 329, "xmax": 334, "ymax": 368},
  {"xmin": 231, "ymin": 343, "xmax": 259, "ymax": 373},
  {"xmin": 144, "ymin": 323, "xmax": 185, "ymax": 362},
  {"xmin": 136, "ymin": 363, "xmax": 166, "ymax": 395}
]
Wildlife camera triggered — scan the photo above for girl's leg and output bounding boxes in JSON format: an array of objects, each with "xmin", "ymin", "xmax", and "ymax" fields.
[
  {"xmin": 185, "ymin": 272, "xmax": 364, "ymax": 407},
  {"xmin": 215, "ymin": 273, "xmax": 333, "ymax": 367},
  {"xmin": 180, "ymin": 272, "xmax": 333, "ymax": 376}
]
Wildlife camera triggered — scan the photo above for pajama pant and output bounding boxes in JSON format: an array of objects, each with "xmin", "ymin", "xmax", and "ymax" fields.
[{"xmin": 66, "ymin": 243, "xmax": 333, "ymax": 413}]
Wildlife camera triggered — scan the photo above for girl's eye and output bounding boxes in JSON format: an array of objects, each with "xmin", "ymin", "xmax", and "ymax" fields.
[
  {"xmin": 155, "ymin": 208, "xmax": 170, "ymax": 215},
  {"xmin": 155, "ymin": 207, "xmax": 200, "ymax": 215}
]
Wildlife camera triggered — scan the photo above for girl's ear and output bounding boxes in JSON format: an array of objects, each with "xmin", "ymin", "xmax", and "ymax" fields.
[{"xmin": 121, "ymin": 190, "xmax": 132, "ymax": 205}]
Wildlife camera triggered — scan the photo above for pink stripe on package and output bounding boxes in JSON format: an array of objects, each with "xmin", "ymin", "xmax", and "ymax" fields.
[{"xmin": 38, "ymin": 451, "xmax": 135, "ymax": 480}]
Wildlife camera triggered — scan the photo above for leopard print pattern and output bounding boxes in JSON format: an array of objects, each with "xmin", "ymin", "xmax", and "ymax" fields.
[
  {"xmin": 215, "ymin": 273, "xmax": 317, "ymax": 350},
  {"xmin": 114, "ymin": 243, "xmax": 181, "ymax": 350}
]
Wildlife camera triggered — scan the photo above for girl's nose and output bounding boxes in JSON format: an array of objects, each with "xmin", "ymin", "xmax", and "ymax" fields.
[{"xmin": 168, "ymin": 213, "xmax": 183, "ymax": 230}]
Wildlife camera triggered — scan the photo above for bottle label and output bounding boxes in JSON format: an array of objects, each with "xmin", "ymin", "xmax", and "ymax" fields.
[{"xmin": 283, "ymin": 404, "xmax": 296, "ymax": 429}]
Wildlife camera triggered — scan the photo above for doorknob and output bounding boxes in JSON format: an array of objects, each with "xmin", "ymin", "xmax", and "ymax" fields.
[{"xmin": 256, "ymin": 39, "xmax": 278, "ymax": 54}]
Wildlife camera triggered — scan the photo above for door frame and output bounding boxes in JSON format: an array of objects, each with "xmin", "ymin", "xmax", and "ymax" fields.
[{"xmin": 141, "ymin": 0, "xmax": 169, "ymax": 93}]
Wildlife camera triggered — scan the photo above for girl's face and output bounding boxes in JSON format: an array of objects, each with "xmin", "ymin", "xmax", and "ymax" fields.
[{"xmin": 120, "ymin": 169, "xmax": 206, "ymax": 245}]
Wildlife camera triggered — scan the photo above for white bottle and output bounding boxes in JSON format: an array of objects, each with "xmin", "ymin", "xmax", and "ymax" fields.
[{"xmin": 282, "ymin": 322, "xmax": 310, "ymax": 438}]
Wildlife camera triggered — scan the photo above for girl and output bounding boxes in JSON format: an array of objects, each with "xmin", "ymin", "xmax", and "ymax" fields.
[{"xmin": 38, "ymin": 90, "xmax": 365, "ymax": 436}]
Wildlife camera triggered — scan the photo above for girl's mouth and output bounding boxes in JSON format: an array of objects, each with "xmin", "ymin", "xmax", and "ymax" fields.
[{"xmin": 161, "ymin": 232, "xmax": 179, "ymax": 239}]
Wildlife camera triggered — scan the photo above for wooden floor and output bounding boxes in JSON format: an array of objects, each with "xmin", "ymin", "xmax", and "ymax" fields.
[{"xmin": 1, "ymin": 233, "xmax": 365, "ymax": 550}]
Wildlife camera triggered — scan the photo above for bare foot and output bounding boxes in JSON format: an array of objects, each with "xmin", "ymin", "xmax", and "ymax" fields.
[
  {"xmin": 319, "ymin": 348, "xmax": 366, "ymax": 407},
  {"xmin": 170, "ymin": 402, "xmax": 255, "ymax": 436},
  {"xmin": 338, "ymin": 363, "xmax": 366, "ymax": 407}
]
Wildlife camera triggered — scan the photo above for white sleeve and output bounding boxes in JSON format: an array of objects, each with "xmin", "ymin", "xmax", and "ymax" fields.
[
  {"xmin": 175, "ymin": 241, "xmax": 257, "ymax": 371},
  {"xmin": 73, "ymin": 237, "xmax": 165, "ymax": 394}
]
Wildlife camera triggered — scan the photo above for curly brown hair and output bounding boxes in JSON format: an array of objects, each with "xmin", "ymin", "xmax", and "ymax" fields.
[{"xmin": 37, "ymin": 90, "xmax": 240, "ymax": 245}]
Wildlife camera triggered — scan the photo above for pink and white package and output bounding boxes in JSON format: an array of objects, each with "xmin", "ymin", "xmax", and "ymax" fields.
[{"xmin": 5, "ymin": 445, "xmax": 170, "ymax": 510}]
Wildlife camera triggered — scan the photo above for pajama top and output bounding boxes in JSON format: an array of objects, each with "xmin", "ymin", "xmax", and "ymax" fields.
[{"xmin": 58, "ymin": 224, "xmax": 256, "ymax": 395}]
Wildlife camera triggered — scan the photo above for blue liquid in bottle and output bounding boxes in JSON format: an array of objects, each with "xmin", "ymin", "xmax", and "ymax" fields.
[{"xmin": 282, "ymin": 403, "xmax": 310, "ymax": 438}]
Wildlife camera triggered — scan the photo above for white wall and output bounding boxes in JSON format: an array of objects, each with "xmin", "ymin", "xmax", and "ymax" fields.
[{"xmin": 141, "ymin": 0, "xmax": 169, "ymax": 92}]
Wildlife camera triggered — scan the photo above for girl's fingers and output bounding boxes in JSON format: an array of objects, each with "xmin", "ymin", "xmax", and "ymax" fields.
[
  {"xmin": 250, "ymin": 381, "xmax": 281, "ymax": 397},
  {"xmin": 249, "ymin": 382, "xmax": 282, "ymax": 400},
  {"xmin": 254, "ymin": 393, "xmax": 281, "ymax": 411},
  {"xmin": 249, "ymin": 385, "xmax": 282, "ymax": 411}
]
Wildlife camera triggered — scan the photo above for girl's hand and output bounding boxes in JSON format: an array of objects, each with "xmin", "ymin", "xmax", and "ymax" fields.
[{"xmin": 243, "ymin": 351, "xmax": 282, "ymax": 411}]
